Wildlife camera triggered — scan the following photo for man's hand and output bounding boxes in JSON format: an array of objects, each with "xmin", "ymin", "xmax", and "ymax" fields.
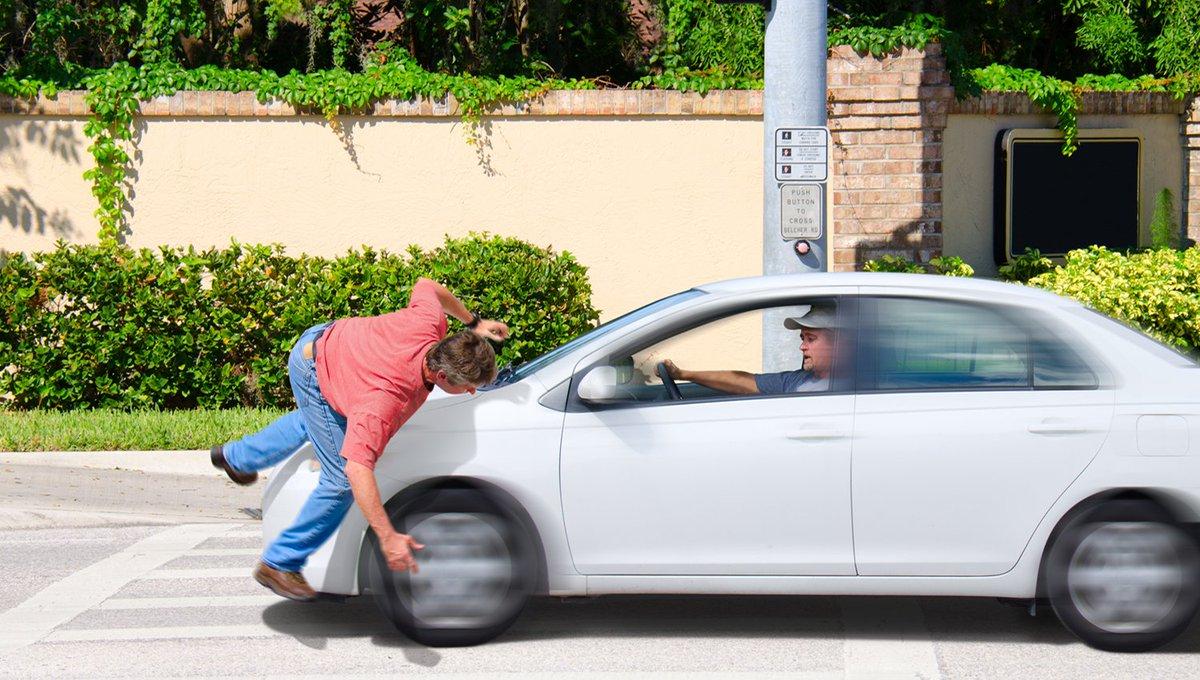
[
  {"xmin": 380, "ymin": 531, "xmax": 425, "ymax": 573},
  {"xmin": 472, "ymin": 319, "xmax": 510, "ymax": 342},
  {"xmin": 662, "ymin": 359, "xmax": 686, "ymax": 381}
]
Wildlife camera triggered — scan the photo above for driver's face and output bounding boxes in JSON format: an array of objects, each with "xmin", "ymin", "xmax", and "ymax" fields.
[{"xmin": 799, "ymin": 328, "xmax": 833, "ymax": 376}]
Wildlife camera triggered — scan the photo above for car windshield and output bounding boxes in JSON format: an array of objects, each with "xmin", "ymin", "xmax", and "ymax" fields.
[{"xmin": 494, "ymin": 289, "xmax": 706, "ymax": 385}]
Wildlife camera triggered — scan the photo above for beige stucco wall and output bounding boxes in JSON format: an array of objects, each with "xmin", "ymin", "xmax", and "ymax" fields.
[
  {"xmin": 2, "ymin": 111, "xmax": 770, "ymax": 373},
  {"xmin": 1, "ymin": 118, "xmax": 95, "ymax": 246},
  {"xmin": 1, "ymin": 115, "xmax": 764, "ymax": 324},
  {"xmin": 944, "ymin": 113, "xmax": 1184, "ymax": 278}
]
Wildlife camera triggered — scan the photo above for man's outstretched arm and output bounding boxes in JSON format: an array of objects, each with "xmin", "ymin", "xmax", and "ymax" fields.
[
  {"xmin": 345, "ymin": 460, "xmax": 423, "ymax": 573},
  {"xmin": 417, "ymin": 277, "xmax": 509, "ymax": 341},
  {"xmin": 662, "ymin": 359, "xmax": 759, "ymax": 395}
]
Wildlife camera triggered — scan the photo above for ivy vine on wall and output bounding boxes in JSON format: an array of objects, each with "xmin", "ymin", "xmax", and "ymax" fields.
[{"xmin": 1, "ymin": 49, "xmax": 596, "ymax": 247}]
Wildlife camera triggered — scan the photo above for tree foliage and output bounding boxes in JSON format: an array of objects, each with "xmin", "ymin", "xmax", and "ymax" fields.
[
  {"xmin": 5, "ymin": 1, "xmax": 1200, "ymax": 83},
  {"xmin": 1064, "ymin": 0, "xmax": 1200, "ymax": 77}
]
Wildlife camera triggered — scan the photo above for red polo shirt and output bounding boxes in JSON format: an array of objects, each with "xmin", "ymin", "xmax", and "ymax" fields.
[{"xmin": 314, "ymin": 279, "xmax": 448, "ymax": 469}]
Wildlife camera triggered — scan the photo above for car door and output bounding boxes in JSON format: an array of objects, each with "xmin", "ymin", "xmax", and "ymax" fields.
[
  {"xmin": 559, "ymin": 299, "xmax": 857, "ymax": 576},
  {"xmin": 851, "ymin": 294, "xmax": 1115, "ymax": 576}
]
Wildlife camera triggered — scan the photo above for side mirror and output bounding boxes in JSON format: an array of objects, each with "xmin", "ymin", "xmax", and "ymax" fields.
[{"xmin": 577, "ymin": 366, "xmax": 619, "ymax": 401}]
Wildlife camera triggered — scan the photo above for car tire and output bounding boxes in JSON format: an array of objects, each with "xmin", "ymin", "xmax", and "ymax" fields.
[
  {"xmin": 1045, "ymin": 499, "xmax": 1200, "ymax": 652},
  {"xmin": 364, "ymin": 487, "xmax": 537, "ymax": 647}
]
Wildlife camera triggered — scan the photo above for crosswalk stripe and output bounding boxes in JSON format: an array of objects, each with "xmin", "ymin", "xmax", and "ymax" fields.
[
  {"xmin": 42, "ymin": 622, "xmax": 380, "ymax": 643},
  {"xmin": 123, "ymin": 673, "xmax": 844, "ymax": 679},
  {"xmin": 45, "ymin": 624, "xmax": 279, "ymax": 642},
  {"xmin": 98, "ymin": 595, "xmax": 281, "ymax": 610},
  {"xmin": 220, "ymin": 530, "xmax": 261, "ymax": 538},
  {"xmin": 185, "ymin": 548, "xmax": 260, "ymax": 556},
  {"xmin": 138, "ymin": 568, "xmax": 249, "ymax": 580},
  {"xmin": 0, "ymin": 523, "xmax": 241, "ymax": 654}
]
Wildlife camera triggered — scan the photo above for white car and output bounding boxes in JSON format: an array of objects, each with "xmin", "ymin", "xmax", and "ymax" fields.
[{"xmin": 261, "ymin": 273, "xmax": 1200, "ymax": 651}]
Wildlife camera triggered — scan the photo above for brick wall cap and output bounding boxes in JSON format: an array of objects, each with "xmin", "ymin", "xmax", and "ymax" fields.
[{"xmin": 0, "ymin": 89, "xmax": 768, "ymax": 118}]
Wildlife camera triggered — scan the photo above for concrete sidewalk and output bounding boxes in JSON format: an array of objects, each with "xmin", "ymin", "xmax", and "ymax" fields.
[{"xmin": 0, "ymin": 451, "xmax": 266, "ymax": 530}]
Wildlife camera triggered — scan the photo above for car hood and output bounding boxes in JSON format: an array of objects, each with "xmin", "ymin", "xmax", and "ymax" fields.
[{"xmin": 422, "ymin": 388, "xmax": 479, "ymax": 411}]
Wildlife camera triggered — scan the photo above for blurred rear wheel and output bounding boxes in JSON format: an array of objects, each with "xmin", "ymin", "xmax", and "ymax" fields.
[
  {"xmin": 1046, "ymin": 500, "xmax": 1200, "ymax": 652},
  {"xmin": 365, "ymin": 488, "xmax": 536, "ymax": 647}
]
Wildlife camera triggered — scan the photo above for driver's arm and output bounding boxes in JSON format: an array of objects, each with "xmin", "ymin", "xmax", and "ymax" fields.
[{"xmin": 663, "ymin": 360, "xmax": 759, "ymax": 395}]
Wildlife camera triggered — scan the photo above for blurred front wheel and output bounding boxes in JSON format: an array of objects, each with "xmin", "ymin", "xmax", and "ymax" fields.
[{"xmin": 364, "ymin": 488, "xmax": 537, "ymax": 647}]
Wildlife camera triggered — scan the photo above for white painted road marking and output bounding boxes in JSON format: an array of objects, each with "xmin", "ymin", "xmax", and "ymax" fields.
[
  {"xmin": 54, "ymin": 670, "xmax": 842, "ymax": 680},
  {"xmin": 98, "ymin": 595, "xmax": 282, "ymax": 609},
  {"xmin": 44, "ymin": 623, "xmax": 284, "ymax": 642},
  {"xmin": 138, "ymin": 568, "xmax": 249, "ymax": 579},
  {"xmin": 0, "ymin": 523, "xmax": 239, "ymax": 654},
  {"xmin": 185, "ymin": 548, "xmax": 261, "ymax": 556},
  {"xmin": 42, "ymin": 623, "xmax": 386, "ymax": 642},
  {"xmin": 221, "ymin": 529, "xmax": 262, "ymax": 538},
  {"xmin": 841, "ymin": 598, "xmax": 943, "ymax": 679},
  {"xmin": 3, "ymin": 522, "xmax": 945, "ymax": 678}
]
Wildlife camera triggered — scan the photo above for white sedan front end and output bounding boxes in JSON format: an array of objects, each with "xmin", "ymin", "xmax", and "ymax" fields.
[{"xmin": 263, "ymin": 273, "xmax": 1200, "ymax": 650}]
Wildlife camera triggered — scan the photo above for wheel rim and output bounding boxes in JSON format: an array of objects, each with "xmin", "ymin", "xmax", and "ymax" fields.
[
  {"xmin": 394, "ymin": 512, "xmax": 516, "ymax": 628},
  {"xmin": 1066, "ymin": 522, "xmax": 1188, "ymax": 634}
]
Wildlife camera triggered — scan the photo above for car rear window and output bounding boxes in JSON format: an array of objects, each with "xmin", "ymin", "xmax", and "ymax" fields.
[{"xmin": 1068, "ymin": 306, "xmax": 1200, "ymax": 368}]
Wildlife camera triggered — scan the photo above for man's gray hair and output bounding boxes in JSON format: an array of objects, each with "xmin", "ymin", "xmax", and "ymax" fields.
[{"xmin": 425, "ymin": 331, "xmax": 498, "ymax": 386}]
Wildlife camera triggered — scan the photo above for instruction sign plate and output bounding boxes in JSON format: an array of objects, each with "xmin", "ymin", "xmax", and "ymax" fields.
[
  {"xmin": 775, "ymin": 127, "xmax": 830, "ymax": 182},
  {"xmin": 781, "ymin": 184, "xmax": 824, "ymax": 239}
]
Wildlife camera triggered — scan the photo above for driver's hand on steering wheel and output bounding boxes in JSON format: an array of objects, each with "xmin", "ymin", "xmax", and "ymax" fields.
[{"xmin": 662, "ymin": 359, "xmax": 684, "ymax": 381}]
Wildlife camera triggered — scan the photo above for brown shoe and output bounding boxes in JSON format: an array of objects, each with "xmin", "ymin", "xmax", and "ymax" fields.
[
  {"xmin": 211, "ymin": 445, "xmax": 257, "ymax": 486},
  {"xmin": 254, "ymin": 561, "xmax": 317, "ymax": 602}
]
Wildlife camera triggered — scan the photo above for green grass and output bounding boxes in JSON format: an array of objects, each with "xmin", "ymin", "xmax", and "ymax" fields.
[{"xmin": 0, "ymin": 408, "xmax": 289, "ymax": 451}]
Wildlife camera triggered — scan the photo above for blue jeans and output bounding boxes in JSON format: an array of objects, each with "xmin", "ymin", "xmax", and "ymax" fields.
[{"xmin": 223, "ymin": 322, "xmax": 355, "ymax": 573}]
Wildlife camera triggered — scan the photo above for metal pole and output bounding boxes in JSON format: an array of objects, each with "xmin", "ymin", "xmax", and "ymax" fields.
[{"xmin": 762, "ymin": 0, "xmax": 827, "ymax": 372}]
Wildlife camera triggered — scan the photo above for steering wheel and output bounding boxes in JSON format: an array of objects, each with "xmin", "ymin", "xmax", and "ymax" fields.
[{"xmin": 656, "ymin": 362, "xmax": 683, "ymax": 401}]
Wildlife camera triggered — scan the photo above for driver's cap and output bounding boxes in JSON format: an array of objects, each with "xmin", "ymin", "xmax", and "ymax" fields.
[{"xmin": 783, "ymin": 305, "xmax": 837, "ymax": 330}]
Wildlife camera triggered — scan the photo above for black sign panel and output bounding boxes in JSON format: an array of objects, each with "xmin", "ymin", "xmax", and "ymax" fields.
[{"xmin": 994, "ymin": 132, "xmax": 1139, "ymax": 264}]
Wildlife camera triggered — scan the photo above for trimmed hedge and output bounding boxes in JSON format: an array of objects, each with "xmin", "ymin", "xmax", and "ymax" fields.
[
  {"xmin": 0, "ymin": 234, "xmax": 599, "ymax": 410},
  {"xmin": 1029, "ymin": 246, "xmax": 1200, "ymax": 354}
]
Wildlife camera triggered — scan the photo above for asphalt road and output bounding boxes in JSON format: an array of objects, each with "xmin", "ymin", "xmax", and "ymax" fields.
[{"xmin": 1, "ymin": 467, "xmax": 1199, "ymax": 678}]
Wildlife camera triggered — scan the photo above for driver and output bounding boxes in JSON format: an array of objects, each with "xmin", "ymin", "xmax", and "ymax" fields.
[{"xmin": 662, "ymin": 305, "xmax": 836, "ymax": 395}]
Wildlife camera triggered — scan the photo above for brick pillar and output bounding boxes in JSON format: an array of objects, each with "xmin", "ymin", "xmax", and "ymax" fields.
[
  {"xmin": 1186, "ymin": 99, "xmax": 1200, "ymax": 246},
  {"xmin": 827, "ymin": 42, "xmax": 952, "ymax": 271}
]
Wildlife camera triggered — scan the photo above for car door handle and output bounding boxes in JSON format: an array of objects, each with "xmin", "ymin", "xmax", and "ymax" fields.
[
  {"xmin": 1028, "ymin": 421, "xmax": 1094, "ymax": 435},
  {"xmin": 786, "ymin": 429, "xmax": 847, "ymax": 441}
]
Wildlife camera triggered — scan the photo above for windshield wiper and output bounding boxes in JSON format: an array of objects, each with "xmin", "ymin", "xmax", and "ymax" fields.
[{"xmin": 483, "ymin": 362, "xmax": 523, "ymax": 390}]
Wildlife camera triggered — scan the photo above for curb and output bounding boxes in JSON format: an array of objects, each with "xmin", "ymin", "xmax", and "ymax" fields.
[{"xmin": 0, "ymin": 450, "xmax": 220, "ymax": 477}]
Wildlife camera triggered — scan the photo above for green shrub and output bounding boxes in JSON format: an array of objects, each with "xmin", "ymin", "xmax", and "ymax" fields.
[
  {"xmin": 0, "ymin": 234, "xmax": 599, "ymax": 410},
  {"xmin": 862, "ymin": 254, "xmax": 926, "ymax": 273},
  {"xmin": 929, "ymin": 255, "xmax": 975, "ymax": 277},
  {"xmin": 998, "ymin": 247, "xmax": 1057, "ymax": 282},
  {"xmin": 862, "ymin": 254, "xmax": 975, "ymax": 276},
  {"xmin": 1149, "ymin": 187, "xmax": 1181, "ymax": 250},
  {"xmin": 1030, "ymin": 246, "xmax": 1200, "ymax": 352}
]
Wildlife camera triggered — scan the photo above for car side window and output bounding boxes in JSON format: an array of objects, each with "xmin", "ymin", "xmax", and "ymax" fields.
[
  {"xmin": 577, "ymin": 299, "xmax": 845, "ymax": 408},
  {"xmin": 1030, "ymin": 322, "xmax": 1100, "ymax": 389},
  {"xmin": 864, "ymin": 297, "xmax": 1030, "ymax": 391}
]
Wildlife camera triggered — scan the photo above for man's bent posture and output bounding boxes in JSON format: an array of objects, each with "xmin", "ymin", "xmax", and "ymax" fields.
[{"xmin": 211, "ymin": 278, "xmax": 509, "ymax": 601}]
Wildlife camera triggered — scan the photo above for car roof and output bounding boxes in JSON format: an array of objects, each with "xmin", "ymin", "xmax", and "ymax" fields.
[{"xmin": 694, "ymin": 272, "xmax": 1075, "ymax": 306}]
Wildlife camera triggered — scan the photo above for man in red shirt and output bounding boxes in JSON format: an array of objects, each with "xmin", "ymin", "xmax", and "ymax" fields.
[{"xmin": 211, "ymin": 278, "xmax": 509, "ymax": 601}]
